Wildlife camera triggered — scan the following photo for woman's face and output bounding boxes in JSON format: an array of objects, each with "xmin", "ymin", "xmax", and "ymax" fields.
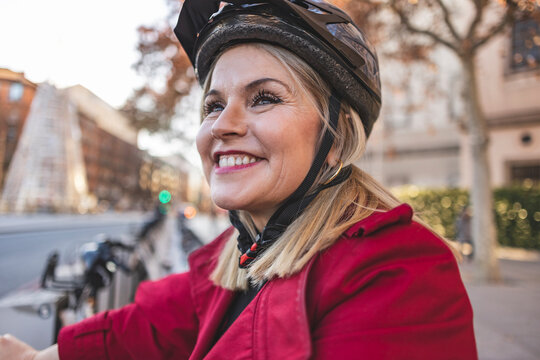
[{"xmin": 196, "ymin": 45, "xmax": 321, "ymax": 229}]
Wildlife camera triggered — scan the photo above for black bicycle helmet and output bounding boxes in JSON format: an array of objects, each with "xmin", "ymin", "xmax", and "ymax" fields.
[{"xmin": 174, "ymin": 0, "xmax": 381, "ymax": 137}]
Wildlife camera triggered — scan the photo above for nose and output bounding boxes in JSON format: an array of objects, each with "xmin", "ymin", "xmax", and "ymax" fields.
[{"xmin": 211, "ymin": 102, "xmax": 248, "ymax": 139}]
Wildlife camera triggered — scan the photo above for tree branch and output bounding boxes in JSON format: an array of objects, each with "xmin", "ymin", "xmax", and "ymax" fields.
[
  {"xmin": 472, "ymin": 6, "xmax": 515, "ymax": 51},
  {"xmin": 389, "ymin": 1, "xmax": 459, "ymax": 53},
  {"xmin": 465, "ymin": 0, "xmax": 488, "ymax": 40},
  {"xmin": 434, "ymin": 0, "xmax": 462, "ymax": 41}
]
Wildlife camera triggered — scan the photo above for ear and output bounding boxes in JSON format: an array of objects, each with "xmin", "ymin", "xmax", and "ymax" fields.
[{"xmin": 326, "ymin": 145, "xmax": 339, "ymax": 167}]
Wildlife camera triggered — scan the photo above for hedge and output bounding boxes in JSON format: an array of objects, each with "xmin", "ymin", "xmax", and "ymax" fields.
[{"xmin": 394, "ymin": 186, "xmax": 540, "ymax": 250}]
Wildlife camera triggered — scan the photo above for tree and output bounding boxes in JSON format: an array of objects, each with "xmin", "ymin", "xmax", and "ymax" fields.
[
  {"xmin": 343, "ymin": 0, "xmax": 539, "ymax": 282},
  {"xmin": 122, "ymin": 0, "xmax": 195, "ymax": 134}
]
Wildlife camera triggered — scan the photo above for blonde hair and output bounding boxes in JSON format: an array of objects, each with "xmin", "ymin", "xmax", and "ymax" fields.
[{"xmin": 202, "ymin": 43, "xmax": 450, "ymax": 290}]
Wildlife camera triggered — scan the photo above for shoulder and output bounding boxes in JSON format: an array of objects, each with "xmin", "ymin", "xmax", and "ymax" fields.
[
  {"xmin": 306, "ymin": 204, "xmax": 476, "ymax": 357},
  {"xmin": 307, "ymin": 203, "xmax": 469, "ymax": 322},
  {"xmin": 321, "ymin": 203, "xmax": 454, "ymax": 268}
]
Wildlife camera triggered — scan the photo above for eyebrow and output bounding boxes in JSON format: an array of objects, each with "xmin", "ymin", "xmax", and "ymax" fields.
[{"xmin": 204, "ymin": 77, "xmax": 292, "ymax": 99}]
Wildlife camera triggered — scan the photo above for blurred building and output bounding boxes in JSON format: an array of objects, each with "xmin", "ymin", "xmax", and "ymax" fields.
[
  {"xmin": 360, "ymin": 15, "xmax": 540, "ymax": 189},
  {"xmin": 65, "ymin": 85, "xmax": 143, "ymax": 211},
  {"xmin": 461, "ymin": 16, "xmax": 540, "ymax": 187},
  {"xmin": 359, "ymin": 45, "xmax": 462, "ymax": 188},
  {"xmin": 0, "ymin": 78, "xmax": 191, "ymax": 213},
  {"xmin": 0, "ymin": 83, "xmax": 88, "ymax": 212},
  {"xmin": 137, "ymin": 154, "xmax": 194, "ymax": 211},
  {"xmin": 156, "ymin": 154, "xmax": 196, "ymax": 203},
  {"xmin": 0, "ymin": 69, "xmax": 37, "ymax": 189}
]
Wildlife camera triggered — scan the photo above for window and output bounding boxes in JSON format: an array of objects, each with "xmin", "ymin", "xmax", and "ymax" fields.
[
  {"xmin": 511, "ymin": 18, "xmax": 540, "ymax": 71},
  {"xmin": 8, "ymin": 82, "xmax": 24, "ymax": 102},
  {"xmin": 509, "ymin": 162, "xmax": 540, "ymax": 186},
  {"xmin": 7, "ymin": 110, "xmax": 19, "ymax": 124},
  {"xmin": 6, "ymin": 126, "xmax": 17, "ymax": 142}
]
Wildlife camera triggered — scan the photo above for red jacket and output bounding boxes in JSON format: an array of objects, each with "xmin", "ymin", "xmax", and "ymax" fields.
[{"xmin": 58, "ymin": 204, "xmax": 477, "ymax": 359}]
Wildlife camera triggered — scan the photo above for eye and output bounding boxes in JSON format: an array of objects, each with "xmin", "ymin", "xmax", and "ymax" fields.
[
  {"xmin": 203, "ymin": 101, "xmax": 225, "ymax": 117},
  {"xmin": 251, "ymin": 89, "xmax": 282, "ymax": 107}
]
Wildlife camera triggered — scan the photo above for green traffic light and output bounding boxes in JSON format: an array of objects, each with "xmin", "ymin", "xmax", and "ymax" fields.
[{"xmin": 159, "ymin": 190, "xmax": 171, "ymax": 204}]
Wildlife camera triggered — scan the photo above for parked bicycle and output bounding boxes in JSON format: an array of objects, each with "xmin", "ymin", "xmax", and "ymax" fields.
[{"xmin": 40, "ymin": 236, "xmax": 146, "ymax": 342}]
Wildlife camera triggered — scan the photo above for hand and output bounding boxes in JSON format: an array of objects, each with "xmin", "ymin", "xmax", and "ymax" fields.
[
  {"xmin": 0, "ymin": 334, "xmax": 37, "ymax": 360},
  {"xmin": 0, "ymin": 335, "xmax": 58, "ymax": 360}
]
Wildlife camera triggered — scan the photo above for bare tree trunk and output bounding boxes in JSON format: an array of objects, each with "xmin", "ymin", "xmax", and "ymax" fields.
[{"xmin": 462, "ymin": 55, "xmax": 501, "ymax": 282}]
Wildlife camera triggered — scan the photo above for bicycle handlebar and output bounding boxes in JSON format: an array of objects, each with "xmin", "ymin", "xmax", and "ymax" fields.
[{"xmin": 41, "ymin": 237, "xmax": 136, "ymax": 294}]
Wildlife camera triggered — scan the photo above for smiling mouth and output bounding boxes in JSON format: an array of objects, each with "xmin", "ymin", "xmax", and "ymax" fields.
[{"xmin": 217, "ymin": 154, "xmax": 261, "ymax": 169}]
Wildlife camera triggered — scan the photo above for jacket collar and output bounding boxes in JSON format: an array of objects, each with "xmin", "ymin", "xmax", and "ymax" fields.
[{"xmin": 344, "ymin": 203, "xmax": 413, "ymax": 238}]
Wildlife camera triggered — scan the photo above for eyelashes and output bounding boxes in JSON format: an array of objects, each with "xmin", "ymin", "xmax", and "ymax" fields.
[
  {"xmin": 203, "ymin": 101, "xmax": 224, "ymax": 117},
  {"xmin": 252, "ymin": 89, "xmax": 282, "ymax": 106},
  {"xmin": 203, "ymin": 89, "xmax": 283, "ymax": 117}
]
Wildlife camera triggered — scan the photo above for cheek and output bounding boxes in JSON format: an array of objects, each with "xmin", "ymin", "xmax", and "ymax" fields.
[
  {"xmin": 261, "ymin": 112, "xmax": 320, "ymax": 162},
  {"xmin": 290, "ymin": 115, "xmax": 321, "ymax": 157},
  {"xmin": 196, "ymin": 124, "xmax": 212, "ymax": 170}
]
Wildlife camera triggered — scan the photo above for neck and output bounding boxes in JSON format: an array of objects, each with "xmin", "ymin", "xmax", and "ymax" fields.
[{"xmin": 247, "ymin": 210, "xmax": 274, "ymax": 233}]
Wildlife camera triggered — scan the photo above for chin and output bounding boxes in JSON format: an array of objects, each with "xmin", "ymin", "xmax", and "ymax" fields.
[
  {"xmin": 211, "ymin": 193, "xmax": 247, "ymax": 212},
  {"xmin": 210, "ymin": 180, "xmax": 258, "ymax": 211}
]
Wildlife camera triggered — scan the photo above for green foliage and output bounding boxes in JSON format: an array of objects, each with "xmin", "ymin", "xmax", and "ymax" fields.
[
  {"xmin": 394, "ymin": 186, "xmax": 540, "ymax": 250},
  {"xmin": 494, "ymin": 186, "xmax": 540, "ymax": 249}
]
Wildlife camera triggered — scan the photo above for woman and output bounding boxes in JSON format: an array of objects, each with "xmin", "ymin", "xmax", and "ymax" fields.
[{"xmin": 0, "ymin": 0, "xmax": 477, "ymax": 359}]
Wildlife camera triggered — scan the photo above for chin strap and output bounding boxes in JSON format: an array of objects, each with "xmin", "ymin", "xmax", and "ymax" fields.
[{"xmin": 229, "ymin": 92, "xmax": 352, "ymax": 269}]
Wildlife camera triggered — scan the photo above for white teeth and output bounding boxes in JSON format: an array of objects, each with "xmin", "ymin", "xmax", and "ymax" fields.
[{"xmin": 218, "ymin": 155, "xmax": 259, "ymax": 168}]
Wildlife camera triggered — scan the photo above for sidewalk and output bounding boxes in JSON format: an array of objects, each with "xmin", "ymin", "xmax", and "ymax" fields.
[{"xmin": 460, "ymin": 249, "xmax": 540, "ymax": 360}]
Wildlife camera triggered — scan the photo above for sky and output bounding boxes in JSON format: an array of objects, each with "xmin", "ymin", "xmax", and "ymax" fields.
[{"xmin": 0, "ymin": 0, "xmax": 170, "ymax": 108}]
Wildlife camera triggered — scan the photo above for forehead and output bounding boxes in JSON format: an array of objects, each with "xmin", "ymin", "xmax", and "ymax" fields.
[{"xmin": 209, "ymin": 44, "xmax": 292, "ymax": 89}]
